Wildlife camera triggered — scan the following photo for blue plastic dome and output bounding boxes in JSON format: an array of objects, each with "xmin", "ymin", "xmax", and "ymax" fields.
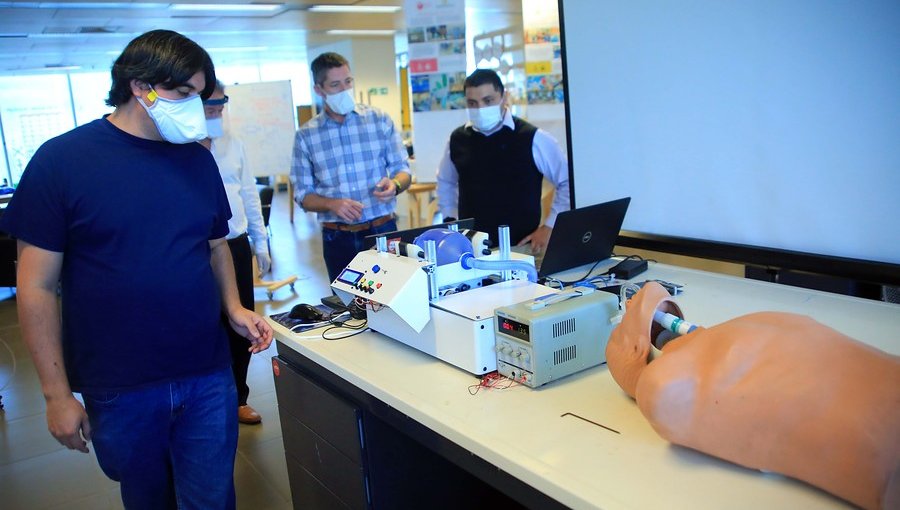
[{"xmin": 413, "ymin": 228, "xmax": 474, "ymax": 266}]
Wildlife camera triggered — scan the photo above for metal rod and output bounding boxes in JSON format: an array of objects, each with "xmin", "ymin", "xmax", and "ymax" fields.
[
  {"xmin": 498, "ymin": 225, "xmax": 511, "ymax": 281},
  {"xmin": 425, "ymin": 240, "xmax": 438, "ymax": 301}
]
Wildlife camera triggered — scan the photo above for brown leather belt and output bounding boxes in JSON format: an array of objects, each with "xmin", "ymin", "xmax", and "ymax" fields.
[{"xmin": 322, "ymin": 214, "xmax": 394, "ymax": 233}]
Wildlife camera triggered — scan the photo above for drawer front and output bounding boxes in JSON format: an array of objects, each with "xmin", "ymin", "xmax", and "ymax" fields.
[
  {"xmin": 282, "ymin": 412, "xmax": 367, "ymax": 509},
  {"xmin": 286, "ymin": 457, "xmax": 355, "ymax": 510},
  {"xmin": 273, "ymin": 356, "xmax": 363, "ymax": 463}
]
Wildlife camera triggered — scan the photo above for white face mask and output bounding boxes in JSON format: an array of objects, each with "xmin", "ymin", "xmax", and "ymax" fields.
[
  {"xmin": 138, "ymin": 88, "xmax": 208, "ymax": 144},
  {"xmin": 468, "ymin": 104, "xmax": 503, "ymax": 132},
  {"xmin": 325, "ymin": 88, "xmax": 356, "ymax": 116},
  {"xmin": 206, "ymin": 117, "xmax": 224, "ymax": 138}
]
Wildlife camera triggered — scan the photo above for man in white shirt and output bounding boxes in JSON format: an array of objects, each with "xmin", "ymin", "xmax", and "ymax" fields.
[
  {"xmin": 436, "ymin": 69, "xmax": 570, "ymax": 253},
  {"xmin": 202, "ymin": 81, "xmax": 271, "ymax": 425}
]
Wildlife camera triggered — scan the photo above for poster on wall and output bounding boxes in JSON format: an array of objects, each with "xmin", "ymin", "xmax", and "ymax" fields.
[
  {"xmin": 405, "ymin": 0, "xmax": 467, "ymax": 112},
  {"xmin": 522, "ymin": 0, "xmax": 564, "ymax": 104}
]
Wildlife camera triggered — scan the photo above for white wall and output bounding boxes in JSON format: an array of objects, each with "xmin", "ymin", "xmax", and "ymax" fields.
[{"xmin": 561, "ymin": 0, "xmax": 900, "ymax": 266}]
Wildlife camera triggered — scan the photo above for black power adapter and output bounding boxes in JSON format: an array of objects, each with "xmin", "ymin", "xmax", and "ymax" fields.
[{"xmin": 609, "ymin": 258, "xmax": 648, "ymax": 280}]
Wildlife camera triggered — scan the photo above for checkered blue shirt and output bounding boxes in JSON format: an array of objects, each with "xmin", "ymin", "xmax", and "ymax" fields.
[{"xmin": 291, "ymin": 104, "xmax": 409, "ymax": 224}]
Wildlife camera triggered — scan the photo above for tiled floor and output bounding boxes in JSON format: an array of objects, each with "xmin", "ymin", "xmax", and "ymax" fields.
[{"xmin": 0, "ymin": 188, "xmax": 351, "ymax": 509}]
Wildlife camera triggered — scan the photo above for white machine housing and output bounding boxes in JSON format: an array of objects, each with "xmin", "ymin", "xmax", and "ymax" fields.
[
  {"xmin": 365, "ymin": 279, "xmax": 557, "ymax": 374},
  {"xmin": 332, "ymin": 251, "xmax": 430, "ymax": 331},
  {"xmin": 332, "ymin": 240, "xmax": 556, "ymax": 375},
  {"xmin": 494, "ymin": 287, "xmax": 619, "ymax": 387}
]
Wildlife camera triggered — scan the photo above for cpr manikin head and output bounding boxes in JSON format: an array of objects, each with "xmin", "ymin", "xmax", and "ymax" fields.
[
  {"xmin": 463, "ymin": 68, "xmax": 508, "ymax": 133},
  {"xmin": 606, "ymin": 282, "xmax": 900, "ymax": 510},
  {"xmin": 311, "ymin": 52, "xmax": 356, "ymax": 118}
]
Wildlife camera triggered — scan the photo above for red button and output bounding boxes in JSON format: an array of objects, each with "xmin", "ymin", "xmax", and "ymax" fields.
[{"xmin": 376, "ymin": 283, "xmax": 382, "ymax": 288}]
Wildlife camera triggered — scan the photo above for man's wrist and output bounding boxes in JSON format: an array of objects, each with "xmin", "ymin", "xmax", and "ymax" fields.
[{"xmin": 392, "ymin": 178, "xmax": 404, "ymax": 195}]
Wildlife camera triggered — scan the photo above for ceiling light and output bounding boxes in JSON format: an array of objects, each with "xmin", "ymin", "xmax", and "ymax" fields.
[
  {"xmin": 309, "ymin": 5, "xmax": 401, "ymax": 13},
  {"xmin": 206, "ymin": 46, "xmax": 269, "ymax": 53},
  {"xmin": 28, "ymin": 32, "xmax": 138, "ymax": 38},
  {"xmin": 326, "ymin": 30, "xmax": 396, "ymax": 36},
  {"xmin": 9, "ymin": 2, "xmax": 168, "ymax": 9},
  {"xmin": 170, "ymin": 3, "xmax": 284, "ymax": 12},
  {"xmin": 20, "ymin": 65, "xmax": 83, "ymax": 72}
]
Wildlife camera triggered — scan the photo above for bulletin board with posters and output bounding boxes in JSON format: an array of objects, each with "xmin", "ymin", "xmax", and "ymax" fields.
[
  {"xmin": 522, "ymin": 0, "xmax": 564, "ymax": 104},
  {"xmin": 222, "ymin": 80, "xmax": 295, "ymax": 178},
  {"xmin": 405, "ymin": 0, "xmax": 468, "ymax": 112}
]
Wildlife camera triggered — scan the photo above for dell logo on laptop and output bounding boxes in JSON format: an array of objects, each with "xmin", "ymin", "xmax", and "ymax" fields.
[{"xmin": 582, "ymin": 231, "xmax": 592, "ymax": 243}]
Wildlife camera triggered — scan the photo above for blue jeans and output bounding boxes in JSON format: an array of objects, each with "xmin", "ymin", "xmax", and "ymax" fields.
[
  {"xmin": 322, "ymin": 218, "xmax": 398, "ymax": 282},
  {"xmin": 82, "ymin": 367, "xmax": 238, "ymax": 510}
]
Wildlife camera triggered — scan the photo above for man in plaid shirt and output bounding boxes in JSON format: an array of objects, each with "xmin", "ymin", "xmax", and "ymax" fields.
[{"xmin": 291, "ymin": 52, "xmax": 412, "ymax": 282}]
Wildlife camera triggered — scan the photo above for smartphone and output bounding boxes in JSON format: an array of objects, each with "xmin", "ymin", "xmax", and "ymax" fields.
[{"xmin": 320, "ymin": 294, "xmax": 349, "ymax": 312}]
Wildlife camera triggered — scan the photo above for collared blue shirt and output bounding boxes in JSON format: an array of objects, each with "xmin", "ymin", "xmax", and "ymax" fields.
[{"xmin": 291, "ymin": 104, "xmax": 409, "ymax": 224}]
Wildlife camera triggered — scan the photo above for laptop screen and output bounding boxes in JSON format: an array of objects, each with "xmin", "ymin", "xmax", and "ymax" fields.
[{"xmin": 538, "ymin": 197, "xmax": 631, "ymax": 277}]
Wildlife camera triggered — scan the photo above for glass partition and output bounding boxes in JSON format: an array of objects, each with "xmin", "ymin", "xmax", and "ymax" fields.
[
  {"xmin": 0, "ymin": 74, "xmax": 74, "ymax": 184},
  {"xmin": 70, "ymin": 72, "xmax": 113, "ymax": 126}
]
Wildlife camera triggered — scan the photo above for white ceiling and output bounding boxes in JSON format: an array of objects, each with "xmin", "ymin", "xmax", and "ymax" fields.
[{"xmin": 0, "ymin": 0, "xmax": 522, "ymax": 74}]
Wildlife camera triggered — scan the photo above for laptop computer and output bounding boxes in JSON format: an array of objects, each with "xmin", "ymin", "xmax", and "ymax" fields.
[{"xmin": 537, "ymin": 197, "xmax": 631, "ymax": 277}]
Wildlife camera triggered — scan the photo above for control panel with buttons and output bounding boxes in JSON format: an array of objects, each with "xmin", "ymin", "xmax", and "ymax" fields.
[{"xmin": 331, "ymin": 250, "xmax": 431, "ymax": 332}]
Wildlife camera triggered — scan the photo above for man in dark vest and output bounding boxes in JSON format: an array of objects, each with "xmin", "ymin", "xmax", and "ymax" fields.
[{"xmin": 437, "ymin": 69, "xmax": 570, "ymax": 252}]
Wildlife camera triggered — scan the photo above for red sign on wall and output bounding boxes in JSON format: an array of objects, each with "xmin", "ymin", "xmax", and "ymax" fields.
[{"xmin": 409, "ymin": 58, "xmax": 439, "ymax": 74}]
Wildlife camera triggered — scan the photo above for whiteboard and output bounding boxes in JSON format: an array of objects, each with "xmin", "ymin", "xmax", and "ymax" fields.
[
  {"xmin": 223, "ymin": 80, "xmax": 295, "ymax": 177},
  {"xmin": 560, "ymin": 0, "xmax": 900, "ymax": 267}
]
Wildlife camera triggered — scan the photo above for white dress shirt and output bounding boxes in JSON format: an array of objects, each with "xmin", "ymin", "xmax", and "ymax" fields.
[
  {"xmin": 210, "ymin": 132, "xmax": 268, "ymax": 254},
  {"xmin": 436, "ymin": 109, "xmax": 570, "ymax": 227}
]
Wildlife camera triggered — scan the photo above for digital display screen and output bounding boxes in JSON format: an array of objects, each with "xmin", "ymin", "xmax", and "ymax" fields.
[
  {"xmin": 336, "ymin": 268, "xmax": 364, "ymax": 286},
  {"xmin": 498, "ymin": 316, "xmax": 530, "ymax": 342}
]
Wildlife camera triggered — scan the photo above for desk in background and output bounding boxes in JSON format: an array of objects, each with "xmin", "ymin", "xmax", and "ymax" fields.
[
  {"xmin": 404, "ymin": 181, "xmax": 436, "ymax": 228},
  {"xmin": 269, "ymin": 260, "xmax": 900, "ymax": 509}
]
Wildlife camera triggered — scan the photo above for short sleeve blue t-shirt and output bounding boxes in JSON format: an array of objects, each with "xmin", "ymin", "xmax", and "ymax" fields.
[{"xmin": 0, "ymin": 118, "xmax": 233, "ymax": 392}]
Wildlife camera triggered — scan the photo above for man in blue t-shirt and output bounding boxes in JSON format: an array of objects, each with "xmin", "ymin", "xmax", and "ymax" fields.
[{"xmin": 0, "ymin": 30, "xmax": 273, "ymax": 510}]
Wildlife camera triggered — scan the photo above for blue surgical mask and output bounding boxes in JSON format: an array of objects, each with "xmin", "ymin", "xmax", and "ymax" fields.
[
  {"xmin": 138, "ymin": 88, "xmax": 208, "ymax": 144},
  {"xmin": 206, "ymin": 117, "xmax": 224, "ymax": 138},
  {"xmin": 468, "ymin": 104, "xmax": 503, "ymax": 132}
]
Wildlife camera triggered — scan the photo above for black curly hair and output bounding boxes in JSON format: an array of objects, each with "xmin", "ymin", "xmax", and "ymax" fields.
[{"xmin": 106, "ymin": 29, "xmax": 216, "ymax": 107}]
